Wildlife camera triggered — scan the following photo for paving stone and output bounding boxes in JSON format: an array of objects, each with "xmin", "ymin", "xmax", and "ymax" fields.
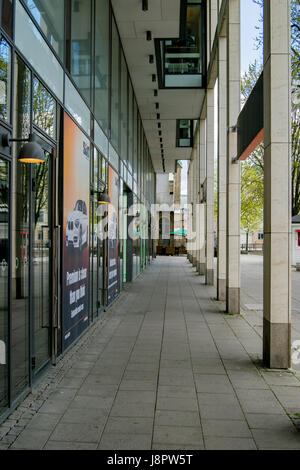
[
  {"xmin": 25, "ymin": 413, "xmax": 61, "ymax": 431},
  {"xmin": 155, "ymin": 410, "xmax": 200, "ymax": 427},
  {"xmin": 44, "ymin": 441, "xmax": 98, "ymax": 450},
  {"xmin": 50, "ymin": 422, "xmax": 104, "ymax": 443},
  {"xmin": 98, "ymin": 433, "xmax": 152, "ymax": 450},
  {"xmin": 202, "ymin": 419, "xmax": 252, "ymax": 438},
  {"xmin": 194, "ymin": 374, "xmax": 233, "ymax": 394},
  {"xmin": 10, "ymin": 429, "xmax": 52, "ymax": 450},
  {"xmin": 156, "ymin": 397, "xmax": 199, "ymax": 412},
  {"xmin": 60, "ymin": 407, "xmax": 109, "ymax": 425},
  {"xmin": 105, "ymin": 417, "xmax": 153, "ymax": 435},
  {"xmin": 245, "ymin": 413, "xmax": 295, "ymax": 429},
  {"xmin": 252, "ymin": 428, "xmax": 300, "ymax": 450},
  {"xmin": 199, "ymin": 403, "xmax": 245, "ymax": 421},
  {"xmin": 153, "ymin": 426, "xmax": 203, "ymax": 447},
  {"xmin": 204, "ymin": 437, "xmax": 257, "ymax": 450},
  {"xmin": 110, "ymin": 402, "xmax": 155, "ymax": 418}
]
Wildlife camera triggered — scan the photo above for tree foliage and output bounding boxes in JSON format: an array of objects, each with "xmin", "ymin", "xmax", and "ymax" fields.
[{"xmin": 241, "ymin": 0, "xmax": 300, "ymax": 217}]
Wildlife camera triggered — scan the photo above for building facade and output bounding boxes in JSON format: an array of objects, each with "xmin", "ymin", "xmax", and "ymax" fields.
[{"xmin": 0, "ymin": 0, "xmax": 156, "ymax": 422}]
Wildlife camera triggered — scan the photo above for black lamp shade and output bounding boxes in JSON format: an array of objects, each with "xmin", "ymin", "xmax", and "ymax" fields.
[
  {"xmin": 18, "ymin": 141, "xmax": 45, "ymax": 163},
  {"xmin": 98, "ymin": 192, "xmax": 111, "ymax": 204}
]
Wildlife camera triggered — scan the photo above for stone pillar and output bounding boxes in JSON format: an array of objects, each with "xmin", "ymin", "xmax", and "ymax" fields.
[
  {"xmin": 226, "ymin": 0, "xmax": 240, "ymax": 314},
  {"xmin": 263, "ymin": 0, "xmax": 291, "ymax": 369},
  {"xmin": 199, "ymin": 118, "xmax": 206, "ymax": 275},
  {"xmin": 217, "ymin": 34, "xmax": 227, "ymax": 301},
  {"xmin": 210, "ymin": 0, "xmax": 218, "ymax": 49},
  {"xmin": 191, "ymin": 155, "xmax": 196, "ymax": 266},
  {"xmin": 206, "ymin": 88, "xmax": 215, "ymax": 286},
  {"xmin": 195, "ymin": 128, "xmax": 201, "ymax": 273}
]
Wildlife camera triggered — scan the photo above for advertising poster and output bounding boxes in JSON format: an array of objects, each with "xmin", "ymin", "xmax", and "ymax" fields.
[
  {"xmin": 107, "ymin": 165, "xmax": 119, "ymax": 305},
  {"xmin": 63, "ymin": 113, "xmax": 90, "ymax": 350}
]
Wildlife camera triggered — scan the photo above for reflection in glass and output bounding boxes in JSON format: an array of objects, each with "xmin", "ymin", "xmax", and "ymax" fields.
[
  {"xmin": 11, "ymin": 55, "xmax": 31, "ymax": 400},
  {"xmin": 128, "ymin": 83, "xmax": 133, "ymax": 175},
  {"xmin": 33, "ymin": 78, "xmax": 56, "ymax": 138},
  {"xmin": 111, "ymin": 18, "xmax": 120, "ymax": 151},
  {"xmin": 33, "ymin": 153, "xmax": 51, "ymax": 371},
  {"xmin": 14, "ymin": 56, "xmax": 31, "ymax": 139},
  {"xmin": 95, "ymin": 0, "xmax": 109, "ymax": 134},
  {"xmin": 11, "ymin": 158, "xmax": 29, "ymax": 400},
  {"xmin": 0, "ymin": 158, "xmax": 9, "ymax": 414},
  {"xmin": 1, "ymin": 0, "xmax": 13, "ymax": 38},
  {"xmin": 24, "ymin": 0, "xmax": 65, "ymax": 60},
  {"xmin": 120, "ymin": 52, "xmax": 128, "ymax": 167},
  {"xmin": 71, "ymin": 0, "xmax": 92, "ymax": 105},
  {"xmin": 0, "ymin": 38, "xmax": 11, "ymax": 122}
]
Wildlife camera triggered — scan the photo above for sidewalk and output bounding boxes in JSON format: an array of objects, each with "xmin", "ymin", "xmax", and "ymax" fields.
[{"xmin": 1, "ymin": 256, "xmax": 300, "ymax": 450}]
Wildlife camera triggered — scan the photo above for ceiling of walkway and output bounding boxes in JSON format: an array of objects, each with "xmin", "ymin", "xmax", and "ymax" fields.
[{"xmin": 111, "ymin": 0, "xmax": 205, "ymax": 173}]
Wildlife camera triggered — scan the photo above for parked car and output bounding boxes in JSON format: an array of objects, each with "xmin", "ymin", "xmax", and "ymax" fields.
[{"xmin": 66, "ymin": 199, "xmax": 88, "ymax": 250}]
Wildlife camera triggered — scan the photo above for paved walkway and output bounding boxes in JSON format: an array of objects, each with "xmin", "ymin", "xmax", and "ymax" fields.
[{"xmin": 1, "ymin": 256, "xmax": 300, "ymax": 450}]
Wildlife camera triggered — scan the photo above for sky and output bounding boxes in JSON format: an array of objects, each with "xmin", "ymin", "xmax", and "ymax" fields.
[
  {"xmin": 180, "ymin": 1, "xmax": 263, "ymax": 196},
  {"xmin": 241, "ymin": 0, "xmax": 263, "ymax": 74}
]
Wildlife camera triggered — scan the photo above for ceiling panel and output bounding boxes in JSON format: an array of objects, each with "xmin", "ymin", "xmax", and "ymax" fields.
[{"xmin": 111, "ymin": 0, "xmax": 204, "ymax": 173}]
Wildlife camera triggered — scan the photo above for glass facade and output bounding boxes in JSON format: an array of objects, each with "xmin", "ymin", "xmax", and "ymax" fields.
[
  {"xmin": 24, "ymin": 0, "xmax": 65, "ymax": 61},
  {"xmin": 0, "ymin": 0, "xmax": 156, "ymax": 421},
  {"xmin": 0, "ymin": 37, "xmax": 11, "ymax": 122},
  {"xmin": 0, "ymin": 157, "xmax": 9, "ymax": 415},
  {"xmin": 94, "ymin": 0, "xmax": 109, "ymax": 134},
  {"xmin": 157, "ymin": 1, "xmax": 205, "ymax": 88},
  {"xmin": 70, "ymin": 0, "xmax": 92, "ymax": 105}
]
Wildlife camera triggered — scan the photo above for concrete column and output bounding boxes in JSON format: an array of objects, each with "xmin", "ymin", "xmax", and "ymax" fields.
[
  {"xmin": 195, "ymin": 128, "xmax": 201, "ymax": 273},
  {"xmin": 217, "ymin": 34, "xmax": 227, "ymax": 301},
  {"xmin": 206, "ymin": 88, "xmax": 215, "ymax": 286},
  {"xmin": 210, "ymin": 0, "xmax": 218, "ymax": 49},
  {"xmin": 191, "ymin": 149, "xmax": 197, "ymax": 267},
  {"xmin": 199, "ymin": 118, "xmax": 206, "ymax": 275},
  {"xmin": 263, "ymin": 0, "xmax": 291, "ymax": 369},
  {"xmin": 226, "ymin": 0, "xmax": 241, "ymax": 314},
  {"xmin": 187, "ymin": 165, "xmax": 192, "ymax": 262}
]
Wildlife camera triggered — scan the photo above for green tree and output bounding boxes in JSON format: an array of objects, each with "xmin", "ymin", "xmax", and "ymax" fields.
[
  {"xmin": 241, "ymin": 1, "xmax": 300, "ymax": 216},
  {"xmin": 241, "ymin": 162, "xmax": 263, "ymax": 252}
]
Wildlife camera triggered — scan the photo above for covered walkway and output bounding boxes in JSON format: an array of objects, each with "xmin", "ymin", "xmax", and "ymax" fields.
[{"xmin": 1, "ymin": 257, "xmax": 300, "ymax": 450}]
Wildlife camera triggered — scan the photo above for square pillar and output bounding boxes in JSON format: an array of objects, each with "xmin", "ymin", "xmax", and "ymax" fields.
[
  {"xmin": 199, "ymin": 118, "xmax": 207, "ymax": 275},
  {"xmin": 206, "ymin": 88, "xmax": 215, "ymax": 286},
  {"xmin": 226, "ymin": 0, "xmax": 241, "ymax": 314},
  {"xmin": 263, "ymin": 0, "xmax": 291, "ymax": 369},
  {"xmin": 217, "ymin": 34, "xmax": 227, "ymax": 301}
]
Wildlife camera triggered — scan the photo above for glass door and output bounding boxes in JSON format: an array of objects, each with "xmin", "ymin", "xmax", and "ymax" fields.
[
  {"xmin": 0, "ymin": 157, "xmax": 9, "ymax": 415},
  {"xmin": 31, "ymin": 147, "xmax": 52, "ymax": 376}
]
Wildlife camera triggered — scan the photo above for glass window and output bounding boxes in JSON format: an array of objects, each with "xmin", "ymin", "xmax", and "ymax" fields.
[
  {"xmin": 110, "ymin": 18, "xmax": 120, "ymax": 151},
  {"xmin": 94, "ymin": 148, "xmax": 99, "ymax": 190},
  {"xmin": 15, "ymin": 0, "xmax": 64, "ymax": 102},
  {"xmin": 128, "ymin": 82, "xmax": 133, "ymax": 174},
  {"xmin": 24, "ymin": 0, "xmax": 65, "ymax": 61},
  {"xmin": 33, "ymin": 77, "xmax": 56, "ymax": 138},
  {"xmin": 120, "ymin": 51, "xmax": 128, "ymax": 167},
  {"xmin": 133, "ymin": 98, "xmax": 137, "ymax": 181},
  {"xmin": 0, "ymin": 158, "xmax": 9, "ymax": 415},
  {"xmin": 14, "ymin": 56, "xmax": 31, "ymax": 139},
  {"xmin": 0, "ymin": 37, "xmax": 11, "ymax": 123},
  {"xmin": 95, "ymin": 0, "xmax": 109, "ymax": 134},
  {"xmin": 1, "ymin": 0, "xmax": 13, "ymax": 38},
  {"xmin": 65, "ymin": 75, "xmax": 90, "ymax": 135},
  {"xmin": 71, "ymin": 0, "xmax": 92, "ymax": 105}
]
